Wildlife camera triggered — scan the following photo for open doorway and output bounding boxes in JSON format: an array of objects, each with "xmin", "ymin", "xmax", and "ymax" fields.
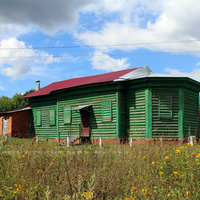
[{"xmin": 2, "ymin": 117, "xmax": 7, "ymax": 136}]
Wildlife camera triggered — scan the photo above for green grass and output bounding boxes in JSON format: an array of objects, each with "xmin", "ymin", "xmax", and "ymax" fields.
[
  {"xmin": 0, "ymin": 136, "xmax": 61, "ymax": 151},
  {"xmin": 0, "ymin": 137, "xmax": 200, "ymax": 199}
]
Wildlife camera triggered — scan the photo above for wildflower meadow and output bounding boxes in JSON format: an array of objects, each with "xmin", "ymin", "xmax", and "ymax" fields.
[{"xmin": 0, "ymin": 137, "xmax": 200, "ymax": 199}]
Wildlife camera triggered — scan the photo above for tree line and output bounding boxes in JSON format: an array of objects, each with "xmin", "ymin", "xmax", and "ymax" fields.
[{"xmin": 0, "ymin": 89, "xmax": 35, "ymax": 113}]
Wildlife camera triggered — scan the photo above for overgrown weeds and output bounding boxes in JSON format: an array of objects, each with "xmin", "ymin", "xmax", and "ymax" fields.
[{"xmin": 0, "ymin": 138, "xmax": 200, "ymax": 199}]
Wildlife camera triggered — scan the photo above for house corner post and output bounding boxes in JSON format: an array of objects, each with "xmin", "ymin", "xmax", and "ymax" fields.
[
  {"xmin": 145, "ymin": 88, "xmax": 152, "ymax": 139},
  {"xmin": 178, "ymin": 88, "xmax": 184, "ymax": 139},
  {"xmin": 116, "ymin": 90, "xmax": 120, "ymax": 139},
  {"xmin": 116, "ymin": 85, "xmax": 125, "ymax": 139},
  {"xmin": 56, "ymin": 99, "xmax": 59, "ymax": 139}
]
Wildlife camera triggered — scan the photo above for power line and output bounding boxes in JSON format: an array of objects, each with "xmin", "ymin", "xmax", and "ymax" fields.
[
  {"xmin": 0, "ymin": 39, "xmax": 200, "ymax": 50},
  {"xmin": 0, "ymin": 50, "xmax": 200, "ymax": 59}
]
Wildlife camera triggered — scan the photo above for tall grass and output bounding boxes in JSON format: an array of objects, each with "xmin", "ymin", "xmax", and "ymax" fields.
[{"xmin": 0, "ymin": 138, "xmax": 200, "ymax": 199}]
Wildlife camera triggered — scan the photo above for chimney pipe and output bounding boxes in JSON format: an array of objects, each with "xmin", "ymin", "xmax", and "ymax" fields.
[{"xmin": 36, "ymin": 80, "xmax": 40, "ymax": 91}]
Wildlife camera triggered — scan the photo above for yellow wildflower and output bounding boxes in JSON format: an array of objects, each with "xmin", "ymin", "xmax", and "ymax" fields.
[
  {"xmin": 152, "ymin": 161, "xmax": 155, "ymax": 165},
  {"xmin": 186, "ymin": 191, "xmax": 190, "ymax": 196},
  {"xmin": 165, "ymin": 156, "xmax": 170, "ymax": 161},
  {"xmin": 131, "ymin": 187, "xmax": 137, "ymax": 193},
  {"xmin": 159, "ymin": 172, "xmax": 164, "ymax": 176},
  {"xmin": 143, "ymin": 156, "xmax": 147, "ymax": 160},
  {"xmin": 173, "ymin": 171, "xmax": 179, "ymax": 175},
  {"xmin": 0, "ymin": 190, "xmax": 2, "ymax": 193},
  {"xmin": 175, "ymin": 150, "xmax": 181, "ymax": 154},
  {"xmin": 180, "ymin": 146, "xmax": 184, "ymax": 150},
  {"xmin": 196, "ymin": 154, "xmax": 200, "ymax": 158},
  {"xmin": 82, "ymin": 191, "xmax": 93, "ymax": 199}
]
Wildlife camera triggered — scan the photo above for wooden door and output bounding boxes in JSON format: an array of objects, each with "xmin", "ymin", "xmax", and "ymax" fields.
[
  {"xmin": 80, "ymin": 109, "xmax": 90, "ymax": 137},
  {"xmin": 3, "ymin": 117, "xmax": 7, "ymax": 136}
]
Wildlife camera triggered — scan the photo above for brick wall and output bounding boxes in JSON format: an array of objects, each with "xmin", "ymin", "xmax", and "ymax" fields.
[
  {"xmin": 0, "ymin": 110, "xmax": 30, "ymax": 138},
  {"xmin": 12, "ymin": 110, "xmax": 30, "ymax": 138}
]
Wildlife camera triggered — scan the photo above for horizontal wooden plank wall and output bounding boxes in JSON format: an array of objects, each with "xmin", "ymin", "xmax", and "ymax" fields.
[
  {"xmin": 32, "ymin": 100, "xmax": 57, "ymax": 139},
  {"xmin": 126, "ymin": 89, "xmax": 146, "ymax": 139},
  {"xmin": 58, "ymin": 91, "xmax": 117, "ymax": 140},
  {"xmin": 184, "ymin": 88, "xmax": 199, "ymax": 138},
  {"xmin": 152, "ymin": 88, "xmax": 179, "ymax": 138}
]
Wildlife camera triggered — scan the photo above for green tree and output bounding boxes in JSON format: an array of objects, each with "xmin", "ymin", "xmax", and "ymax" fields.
[
  {"xmin": 0, "ymin": 96, "xmax": 13, "ymax": 112},
  {"xmin": 0, "ymin": 89, "xmax": 35, "ymax": 113}
]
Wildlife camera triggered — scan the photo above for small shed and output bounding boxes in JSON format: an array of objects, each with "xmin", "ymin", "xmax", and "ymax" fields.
[
  {"xmin": 24, "ymin": 66, "xmax": 200, "ymax": 143},
  {"xmin": 0, "ymin": 105, "xmax": 31, "ymax": 138}
]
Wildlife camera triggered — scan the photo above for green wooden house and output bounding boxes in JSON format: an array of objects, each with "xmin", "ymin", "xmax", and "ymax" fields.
[{"xmin": 25, "ymin": 66, "xmax": 200, "ymax": 143}]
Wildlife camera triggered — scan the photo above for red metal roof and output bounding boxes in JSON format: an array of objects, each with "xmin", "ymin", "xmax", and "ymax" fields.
[{"xmin": 24, "ymin": 67, "xmax": 140, "ymax": 98}]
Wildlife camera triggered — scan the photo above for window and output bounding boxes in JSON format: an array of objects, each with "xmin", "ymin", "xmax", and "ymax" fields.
[
  {"xmin": 64, "ymin": 106, "xmax": 71, "ymax": 124},
  {"xmin": 49, "ymin": 109, "xmax": 56, "ymax": 126},
  {"xmin": 159, "ymin": 96, "xmax": 172, "ymax": 119},
  {"xmin": 36, "ymin": 110, "xmax": 41, "ymax": 126},
  {"xmin": 102, "ymin": 101, "xmax": 112, "ymax": 122}
]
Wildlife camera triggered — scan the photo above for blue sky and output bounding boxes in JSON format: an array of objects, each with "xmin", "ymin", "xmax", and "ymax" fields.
[{"xmin": 0, "ymin": 0, "xmax": 200, "ymax": 97}]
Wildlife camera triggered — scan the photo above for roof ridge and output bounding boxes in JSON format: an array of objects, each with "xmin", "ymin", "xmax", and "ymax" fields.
[{"xmin": 24, "ymin": 66, "xmax": 141, "ymax": 98}]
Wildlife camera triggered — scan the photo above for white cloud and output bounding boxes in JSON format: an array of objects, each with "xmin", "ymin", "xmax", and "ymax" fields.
[
  {"xmin": 165, "ymin": 67, "xmax": 200, "ymax": 82},
  {"xmin": 0, "ymin": 37, "xmax": 60, "ymax": 79},
  {"xmin": 91, "ymin": 51, "xmax": 130, "ymax": 71},
  {"xmin": 76, "ymin": 0, "xmax": 200, "ymax": 55},
  {"xmin": 0, "ymin": 23, "xmax": 35, "ymax": 39}
]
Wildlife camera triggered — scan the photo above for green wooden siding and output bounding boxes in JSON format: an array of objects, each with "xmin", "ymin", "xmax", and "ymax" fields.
[
  {"xmin": 101, "ymin": 101, "xmax": 112, "ymax": 122},
  {"xmin": 58, "ymin": 91, "xmax": 117, "ymax": 140},
  {"xmin": 49, "ymin": 109, "xmax": 56, "ymax": 126},
  {"xmin": 116, "ymin": 89, "xmax": 126, "ymax": 138},
  {"xmin": 29, "ymin": 78, "xmax": 200, "ymax": 141},
  {"xmin": 36, "ymin": 110, "xmax": 41, "ymax": 126},
  {"xmin": 152, "ymin": 89, "xmax": 179, "ymax": 138},
  {"xmin": 31, "ymin": 100, "xmax": 57, "ymax": 139},
  {"xmin": 64, "ymin": 106, "xmax": 71, "ymax": 124},
  {"xmin": 159, "ymin": 96, "xmax": 173, "ymax": 119},
  {"xmin": 126, "ymin": 89, "xmax": 146, "ymax": 139},
  {"xmin": 145, "ymin": 88, "xmax": 152, "ymax": 139},
  {"xmin": 183, "ymin": 89, "xmax": 199, "ymax": 138}
]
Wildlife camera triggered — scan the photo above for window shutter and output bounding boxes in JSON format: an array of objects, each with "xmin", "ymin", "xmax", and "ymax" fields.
[
  {"xmin": 36, "ymin": 110, "xmax": 41, "ymax": 126},
  {"xmin": 49, "ymin": 109, "xmax": 56, "ymax": 126},
  {"xmin": 159, "ymin": 96, "xmax": 172, "ymax": 119},
  {"xmin": 102, "ymin": 101, "xmax": 112, "ymax": 121},
  {"xmin": 64, "ymin": 106, "xmax": 71, "ymax": 124}
]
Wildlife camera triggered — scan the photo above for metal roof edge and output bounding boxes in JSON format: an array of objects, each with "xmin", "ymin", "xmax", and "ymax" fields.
[
  {"xmin": 113, "ymin": 66, "xmax": 153, "ymax": 82},
  {"xmin": 0, "ymin": 106, "xmax": 31, "ymax": 115}
]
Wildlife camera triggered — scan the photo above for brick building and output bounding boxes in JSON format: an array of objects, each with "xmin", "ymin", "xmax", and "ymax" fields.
[{"xmin": 0, "ymin": 105, "xmax": 31, "ymax": 138}]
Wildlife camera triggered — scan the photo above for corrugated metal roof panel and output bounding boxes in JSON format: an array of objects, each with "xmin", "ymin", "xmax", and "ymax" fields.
[
  {"xmin": 71, "ymin": 104, "xmax": 92, "ymax": 110},
  {"xmin": 24, "ymin": 67, "xmax": 140, "ymax": 98}
]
